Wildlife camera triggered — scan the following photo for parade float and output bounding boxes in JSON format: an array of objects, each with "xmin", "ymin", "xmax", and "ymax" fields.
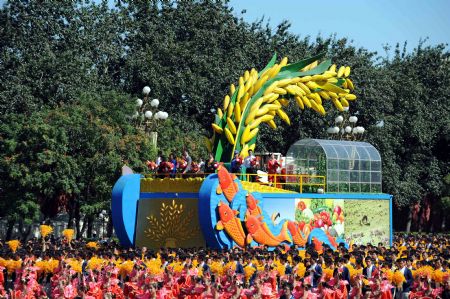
[{"xmin": 112, "ymin": 53, "xmax": 393, "ymax": 249}]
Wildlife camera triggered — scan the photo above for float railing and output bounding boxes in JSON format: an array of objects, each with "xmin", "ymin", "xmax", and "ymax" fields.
[{"xmin": 144, "ymin": 172, "xmax": 326, "ymax": 193}]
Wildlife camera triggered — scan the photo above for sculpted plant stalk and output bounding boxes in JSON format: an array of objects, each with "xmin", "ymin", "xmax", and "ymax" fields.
[{"xmin": 206, "ymin": 53, "xmax": 357, "ymax": 162}]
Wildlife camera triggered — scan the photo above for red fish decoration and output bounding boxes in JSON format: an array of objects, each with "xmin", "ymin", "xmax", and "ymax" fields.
[
  {"xmin": 245, "ymin": 214, "xmax": 291, "ymax": 247},
  {"xmin": 216, "ymin": 165, "xmax": 239, "ymax": 203},
  {"xmin": 216, "ymin": 202, "xmax": 246, "ymax": 247},
  {"xmin": 246, "ymin": 193, "xmax": 262, "ymax": 216}
]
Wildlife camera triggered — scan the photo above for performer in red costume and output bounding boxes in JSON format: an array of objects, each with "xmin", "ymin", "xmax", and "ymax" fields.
[{"xmin": 267, "ymin": 153, "xmax": 280, "ymax": 185}]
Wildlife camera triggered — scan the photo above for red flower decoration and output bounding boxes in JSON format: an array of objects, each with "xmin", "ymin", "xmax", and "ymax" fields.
[
  {"xmin": 333, "ymin": 205, "xmax": 342, "ymax": 216},
  {"xmin": 319, "ymin": 211, "xmax": 332, "ymax": 226},
  {"xmin": 297, "ymin": 201, "xmax": 306, "ymax": 211}
]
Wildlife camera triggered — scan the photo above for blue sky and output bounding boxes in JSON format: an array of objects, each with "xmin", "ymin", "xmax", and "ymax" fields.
[
  {"xmin": 1, "ymin": 0, "xmax": 448, "ymax": 54},
  {"xmin": 228, "ymin": 0, "xmax": 450, "ymax": 54}
]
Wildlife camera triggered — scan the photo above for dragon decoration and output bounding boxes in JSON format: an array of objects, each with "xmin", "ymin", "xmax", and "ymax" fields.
[
  {"xmin": 213, "ymin": 165, "xmax": 346, "ymax": 250},
  {"xmin": 205, "ymin": 53, "xmax": 356, "ymax": 162}
]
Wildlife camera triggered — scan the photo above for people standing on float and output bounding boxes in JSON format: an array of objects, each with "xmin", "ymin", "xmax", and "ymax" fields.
[
  {"xmin": 181, "ymin": 150, "xmax": 193, "ymax": 179},
  {"xmin": 267, "ymin": 153, "xmax": 280, "ymax": 185},
  {"xmin": 230, "ymin": 150, "xmax": 242, "ymax": 174},
  {"xmin": 198, "ymin": 158, "xmax": 205, "ymax": 173},
  {"xmin": 243, "ymin": 149, "xmax": 257, "ymax": 182},
  {"xmin": 156, "ymin": 151, "xmax": 163, "ymax": 166},
  {"xmin": 157, "ymin": 156, "xmax": 171, "ymax": 178},
  {"xmin": 169, "ymin": 153, "xmax": 177, "ymax": 178},
  {"xmin": 182, "ymin": 150, "xmax": 192, "ymax": 174},
  {"xmin": 205, "ymin": 153, "xmax": 218, "ymax": 174}
]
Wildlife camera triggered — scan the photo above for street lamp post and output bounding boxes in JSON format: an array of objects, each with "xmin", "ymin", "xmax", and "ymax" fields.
[
  {"xmin": 99, "ymin": 210, "xmax": 107, "ymax": 239},
  {"xmin": 133, "ymin": 86, "xmax": 169, "ymax": 149},
  {"xmin": 326, "ymin": 109, "xmax": 365, "ymax": 141}
]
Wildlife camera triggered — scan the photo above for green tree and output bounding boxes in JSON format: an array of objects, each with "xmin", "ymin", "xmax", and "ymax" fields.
[
  {"xmin": 438, "ymin": 174, "xmax": 450, "ymax": 230},
  {"xmin": 120, "ymin": 1, "xmax": 302, "ymax": 130},
  {"xmin": 0, "ymin": 112, "xmax": 77, "ymax": 239},
  {"xmin": 367, "ymin": 43, "xmax": 450, "ymax": 231},
  {"xmin": 1, "ymin": 0, "xmax": 449, "ymax": 234},
  {"xmin": 0, "ymin": 91, "xmax": 155, "ymax": 239},
  {"xmin": 155, "ymin": 118, "xmax": 208, "ymax": 160},
  {"xmin": 0, "ymin": 0, "xmax": 125, "ymax": 114}
]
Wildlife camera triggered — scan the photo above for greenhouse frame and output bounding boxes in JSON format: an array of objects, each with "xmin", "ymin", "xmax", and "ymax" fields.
[{"xmin": 285, "ymin": 139, "xmax": 382, "ymax": 193}]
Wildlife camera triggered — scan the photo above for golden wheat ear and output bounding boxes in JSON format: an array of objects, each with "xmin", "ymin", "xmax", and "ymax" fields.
[{"xmin": 208, "ymin": 53, "xmax": 357, "ymax": 162}]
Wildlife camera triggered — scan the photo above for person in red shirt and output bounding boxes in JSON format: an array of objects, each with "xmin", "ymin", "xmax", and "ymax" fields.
[
  {"xmin": 157, "ymin": 156, "xmax": 172, "ymax": 178},
  {"xmin": 267, "ymin": 153, "xmax": 280, "ymax": 185},
  {"xmin": 191, "ymin": 161, "xmax": 200, "ymax": 173}
]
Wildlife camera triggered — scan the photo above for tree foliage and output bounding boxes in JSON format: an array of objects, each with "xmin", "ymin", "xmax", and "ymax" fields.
[
  {"xmin": 0, "ymin": 1, "xmax": 126, "ymax": 114},
  {"xmin": 0, "ymin": 0, "xmax": 449, "ymax": 234},
  {"xmin": 369, "ymin": 43, "xmax": 450, "ymax": 209},
  {"xmin": 0, "ymin": 91, "xmax": 154, "ymax": 237}
]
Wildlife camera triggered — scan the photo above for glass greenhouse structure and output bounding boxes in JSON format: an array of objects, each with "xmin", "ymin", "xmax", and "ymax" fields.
[{"xmin": 285, "ymin": 139, "xmax": 382, "ymax": 193}]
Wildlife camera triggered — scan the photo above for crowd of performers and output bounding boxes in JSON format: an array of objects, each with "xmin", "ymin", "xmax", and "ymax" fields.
[
  {"xmin": 0, "ymin": 234, "xmax": 449, "ymax": 298},
  {"xmin": 146, "ymin": 151, "xmax": 220, "ymax": 178},
  {"xmin": 146, "ymin": 150, "xmax": 283, "ymax": 184}
]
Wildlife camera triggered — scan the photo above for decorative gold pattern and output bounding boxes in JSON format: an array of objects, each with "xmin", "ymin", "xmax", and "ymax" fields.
[{"xmin": 145, "ymin": 200, "xmax": 199, "ymax": 247}]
